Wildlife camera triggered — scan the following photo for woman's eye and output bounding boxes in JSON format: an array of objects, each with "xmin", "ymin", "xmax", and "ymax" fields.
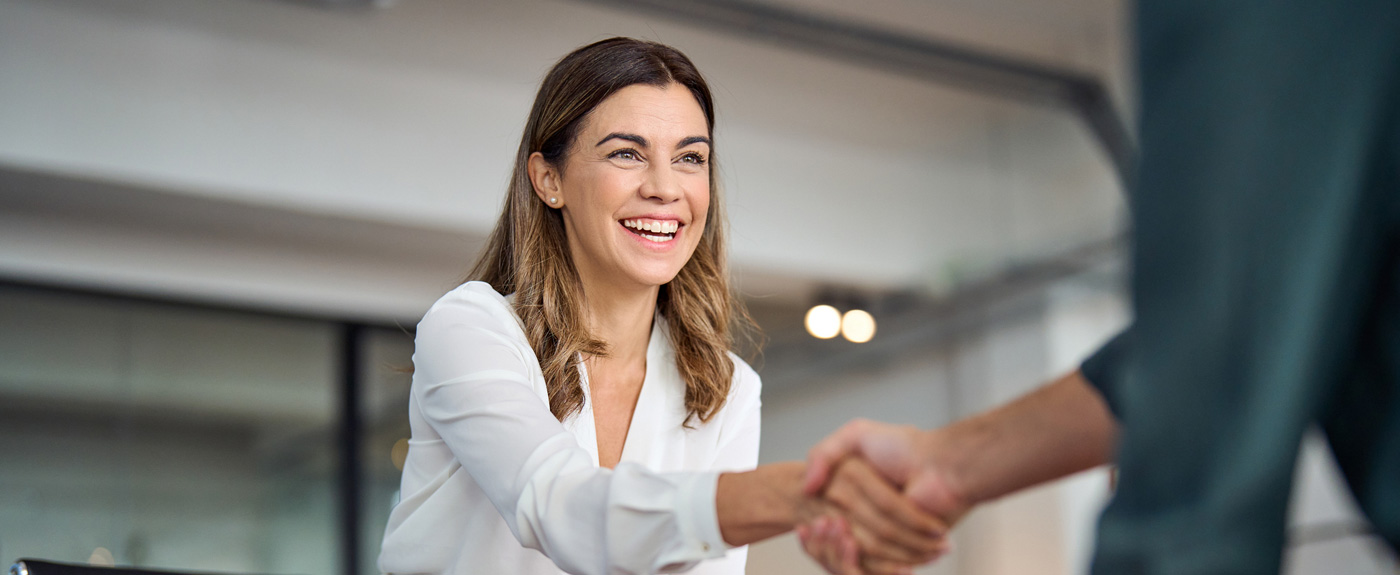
[
  {"xmin": 679, "ymin": 153, "xmax": 707, "ymax": 165},
  {"xmin": 610, "ymin": 149, "xmax": 641, "ymax": 162}
]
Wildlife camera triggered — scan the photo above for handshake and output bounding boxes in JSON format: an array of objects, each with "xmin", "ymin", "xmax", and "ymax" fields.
[
  {"xmin": 718, "ymin": 371, "xmax": 1118, "ymax": 574},
  {"xmin": 792, "ymin": 420, "xmax": 966, "ymax": 575}
]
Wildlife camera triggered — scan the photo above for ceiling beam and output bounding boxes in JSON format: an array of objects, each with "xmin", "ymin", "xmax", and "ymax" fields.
[
  {"xmin": 574, "ymin": 0, "xmax": 1136, "ymax": 184},
  {"xmin": 756, "ymin": 233, "xmax": 1125, "ymax": 391}
]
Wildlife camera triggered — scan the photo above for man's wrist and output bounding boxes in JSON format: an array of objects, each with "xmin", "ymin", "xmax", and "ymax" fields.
[{"xmin": 919, "ymin": 426, "xmax": 980, "ymax": 510}]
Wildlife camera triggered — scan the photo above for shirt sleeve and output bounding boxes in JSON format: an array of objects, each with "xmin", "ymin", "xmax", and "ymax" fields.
[
  {"xmin": 1078, "ymin": 326, "xmax": 1132, "ymax": 419},
  {"xmin": 692, "ymin": 357, "xmax": 762, "ymax": 571},
  {"xmin": 412, "ymin": 284, "xmax": 727, "ymax": 575}
]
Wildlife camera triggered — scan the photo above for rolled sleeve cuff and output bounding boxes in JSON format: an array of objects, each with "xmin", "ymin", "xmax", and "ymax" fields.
[
  {"xmin": 674, "ymin": 471, "xmax": 729, "ymax": 560},
  {"xmin": 613, "ymin": 466, "xmax": 729, "ymax": 574},
  {"xmin": 1080, "ymin": 327, "xmax": 1132, "ymax": 419}
]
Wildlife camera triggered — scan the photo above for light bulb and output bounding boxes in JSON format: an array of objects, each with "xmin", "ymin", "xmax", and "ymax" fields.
[
  {"xmin": 841, "ymin": 309, "xmax": 876, "ymax": 343},
  {"xmin": 805, "ymin": 305, "xmax": 841, "ymax": 339}
]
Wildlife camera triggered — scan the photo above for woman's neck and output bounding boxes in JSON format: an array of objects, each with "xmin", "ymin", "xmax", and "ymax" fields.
[{"xmin": 580, "ymin": 281, "xmax": 659, "ymax": 368}]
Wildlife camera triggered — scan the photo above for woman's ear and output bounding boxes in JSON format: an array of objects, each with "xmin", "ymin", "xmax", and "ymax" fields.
[{"xmin": 528, "ymin": 152, "xmax": 564, "ymax": 208}]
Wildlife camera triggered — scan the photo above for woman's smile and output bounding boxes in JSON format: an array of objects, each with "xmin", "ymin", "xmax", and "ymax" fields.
[{"xmin": 620, "ymin": 217, "xmax": 683, "ymax": 246}]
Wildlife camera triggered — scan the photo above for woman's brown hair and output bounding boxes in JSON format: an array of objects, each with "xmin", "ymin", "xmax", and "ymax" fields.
[{"xmin": 468, "ymin": 37, "xmax": 756, "ymax": 425}]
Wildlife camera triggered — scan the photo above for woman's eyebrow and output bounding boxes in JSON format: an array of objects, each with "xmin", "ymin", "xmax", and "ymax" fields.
[
  {"xmin": 678, "ymin": 136, "xmax": 712, "ymax": 148},
  {"xmin": 594, "ymin": 133, "xmax": 712, "ymax": 149},
  {"xmin": 596, "ymin": 132, "xmax": 647, "ymax": 147}
]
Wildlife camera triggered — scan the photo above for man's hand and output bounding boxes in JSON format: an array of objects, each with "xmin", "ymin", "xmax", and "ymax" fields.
[{"xmin": 804, "ymin": 420, "xmax": 971, "ymax": 530}]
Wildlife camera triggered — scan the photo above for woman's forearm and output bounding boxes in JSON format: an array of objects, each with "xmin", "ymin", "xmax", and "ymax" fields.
[{"xmin": 714, "ymin": 461, "xmax": 812, "ymax": 546}]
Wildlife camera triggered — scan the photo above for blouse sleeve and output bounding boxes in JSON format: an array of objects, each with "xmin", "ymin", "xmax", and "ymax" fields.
[
  {"xmin": 689, "ymin": 357, "xmax": 762, "ymax": 572},
  {"xmin": 411, "ymin": 285, "xmax": 728, "ymax": 575}
]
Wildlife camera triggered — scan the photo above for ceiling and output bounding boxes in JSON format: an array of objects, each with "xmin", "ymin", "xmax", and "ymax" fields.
[{"xmin": 0, "ymin": 0, "xmax": 1129, "ymax": 323}]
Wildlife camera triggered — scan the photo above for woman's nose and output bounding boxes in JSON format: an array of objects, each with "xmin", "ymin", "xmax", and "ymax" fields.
[{"xmin": 640, "ymin": 162, "xmax": 684, "ymax": 203}]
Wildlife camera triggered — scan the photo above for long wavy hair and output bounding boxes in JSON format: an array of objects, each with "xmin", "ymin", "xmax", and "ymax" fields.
[{"xmin": 468, "ymin": 37, "xmax": 756, "ymax": 425}]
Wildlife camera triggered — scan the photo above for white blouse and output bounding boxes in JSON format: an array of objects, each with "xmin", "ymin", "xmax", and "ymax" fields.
[{"xmin": 378, "ymin": 282, "xmax": 762, "ymax": 575}]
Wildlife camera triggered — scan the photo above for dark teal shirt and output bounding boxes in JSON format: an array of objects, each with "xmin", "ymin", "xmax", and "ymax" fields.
[{"xmin": 1078, "ymin": 1, "xmax": 1400, "ymax": 572}]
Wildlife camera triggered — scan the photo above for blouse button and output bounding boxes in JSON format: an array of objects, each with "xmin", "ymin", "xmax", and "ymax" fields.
[{"xmin": 701, "ymin": 542, "xmax": 711, "ymax": 552}]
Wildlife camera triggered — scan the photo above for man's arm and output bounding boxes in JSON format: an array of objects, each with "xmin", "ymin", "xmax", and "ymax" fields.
[{"xmin": 803, "ymin": 369, "xmax": 1119, "ymax": 520}]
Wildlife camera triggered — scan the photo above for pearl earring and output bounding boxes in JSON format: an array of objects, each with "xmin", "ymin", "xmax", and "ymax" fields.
[{"xmin": 549, "ymin": 197, "xmax": 558, "ymax": 205}]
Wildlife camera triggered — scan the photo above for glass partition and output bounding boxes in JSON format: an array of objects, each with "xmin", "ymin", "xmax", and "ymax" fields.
[{"xmin": 0, "ymin": 285, "xmax": 339, "ymax": 575}]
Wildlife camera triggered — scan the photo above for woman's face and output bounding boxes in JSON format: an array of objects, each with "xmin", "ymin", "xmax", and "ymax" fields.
[{"xmin": 533, "ymin": 82, "xmax": 712, "ymax": 292}]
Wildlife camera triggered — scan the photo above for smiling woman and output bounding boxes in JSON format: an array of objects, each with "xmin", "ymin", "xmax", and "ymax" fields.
[{"xmin": 376, "ymin": 37, "xmax": 947, "ymax": 575}]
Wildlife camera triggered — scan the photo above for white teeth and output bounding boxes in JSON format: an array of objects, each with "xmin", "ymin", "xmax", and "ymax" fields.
[
  {"xmin": 622, "ymin": 219, "xmax": 679, "ymax": 235},
  {"xmin": 639, "ymin": 232, "xmax": 674, "ymax": 243}
]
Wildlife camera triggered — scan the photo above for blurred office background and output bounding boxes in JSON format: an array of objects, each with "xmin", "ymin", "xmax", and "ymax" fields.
[{"xmin": 0, "ymin": 0, "xmax": 1392, "ymax": 574}]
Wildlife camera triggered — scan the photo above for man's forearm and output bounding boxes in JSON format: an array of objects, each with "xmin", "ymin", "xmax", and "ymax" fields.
[{"xmin": 933, "ymin": 370, "xmax": 1118, "ymax": 506}]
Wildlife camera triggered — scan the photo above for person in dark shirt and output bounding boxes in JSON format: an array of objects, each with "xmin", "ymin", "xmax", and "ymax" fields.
[{"xmin": 801, "ymin": 0, "xmax": 1400, "ymax": 572}]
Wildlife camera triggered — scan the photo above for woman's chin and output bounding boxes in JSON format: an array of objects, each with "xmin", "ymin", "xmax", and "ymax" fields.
[
  {"xmin": 607, "ymin": 254, "xmax": 691, "ymax": 288},
  {"xmin": 615, "ymin": 267, "xmax": 685, "ymax": 290}
]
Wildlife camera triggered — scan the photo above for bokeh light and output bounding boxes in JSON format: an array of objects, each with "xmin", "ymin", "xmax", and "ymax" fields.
[
  {"xmin": 804, "ymin": 305, "xmax": 842, "ymax": 339},
  {"xmin": 841, "ymin": 309, "xmax": 876, "ymax": 343}
]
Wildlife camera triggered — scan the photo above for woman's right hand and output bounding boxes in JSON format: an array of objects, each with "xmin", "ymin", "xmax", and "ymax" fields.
[{"xmin": 797, "ymin": 457, "xmax": 950, "ymax": 574}]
